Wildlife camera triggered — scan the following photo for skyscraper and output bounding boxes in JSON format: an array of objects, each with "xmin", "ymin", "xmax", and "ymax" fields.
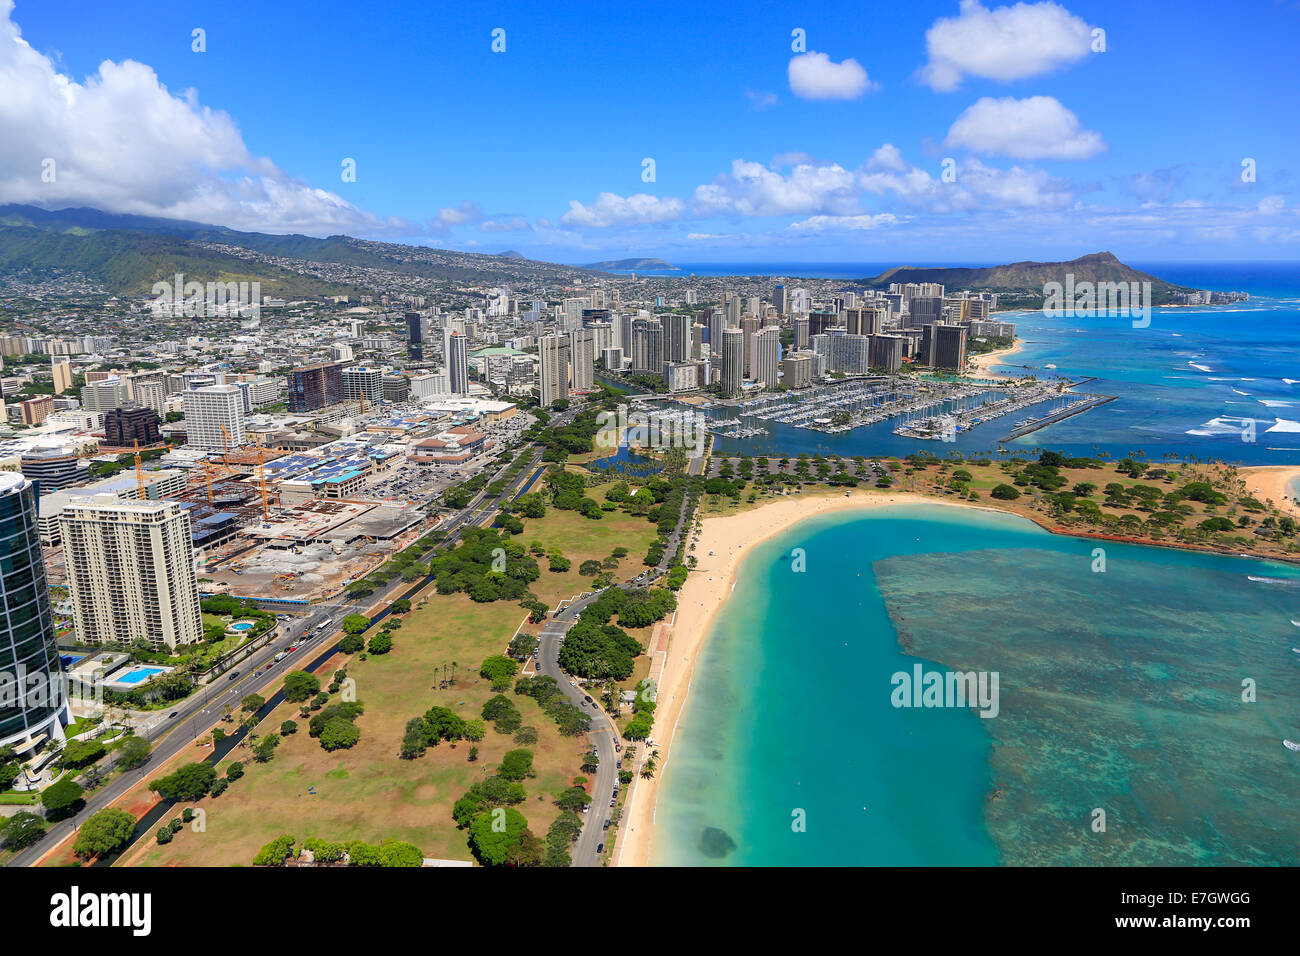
[
  {"xmin": 774, "ymin": 284, "xmax": 787, "ymax": 316},
  {"xmin": 342, "ymin": 366, "xmax": 384, "ymax": 405},
  {"xmin": 405, "ymin": 311, "xmax": 424, "ymax": 360},
  {"xmin": 51, "ymin": 357, "xmax": 73, "ymax": 395},
  {"xmin": 631, "ymin": 318, "xmax": 664, "ymax": 373},
  {"xmin": 569, "ymin": 328, "xmax": 595, "ymax": 392},
  {"xmin": 0, "ymin": 473, "xmax": 67, "ymax": 754},
  {"xmin": 793, "ymin": 315, "xmax": 810, "ymax": 350},
  {"xmin": 60, "ymin": 496, "xmax": 203, "ymax": 651},
  {"xmin": 104, "ymin": 404, "xmax": 162, "ymax": 447},
  {"xmin": 183, "ymin": 384, "xmax": 246, "ymax": 451},
  {"xmin": 720, "ymin": 327, "xmax": 745, "ymax": 397},
  {"xmin": 753, "ymin": 327, "xmax": 781, "ymax": 388},
  {"xmin": 538, "ymin": 334, "xmax": 570, "ymax": 407},
  {"xmin": 287, "ymin": 362, "xmax": 345, "ymax": 412},
  {"xmin": 741, "ymin": 315, "xmax": 761, "ymax": 377},
  {"xmin": 448, "ymin": 332, "xmax": 470, "ymax": 395},
  {"xmin": 664, "ymin": 313, "xmax": 693, "ymax": 364}
]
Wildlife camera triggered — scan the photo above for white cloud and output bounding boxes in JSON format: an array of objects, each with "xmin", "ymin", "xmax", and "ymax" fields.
[
  {"xmin": 560, "ymin": 192, "xmax": 686, "ymax": 227},
  {"xmin": 479, "ymin": 216, "xmax": 531, "ymax": 232},
  {"xmin": 432, "ymin": 201, "xmax": 482, "ymax": 230},
  {"xmin": 0, "ymin": 0, "xmax": 401, "ymax": 235},
  {"xmin": 858, "ymin": 149, "xmax": 1075, "ymax": 211},
  {"xmin": 920, "ymin": 0, "xmax": 1096, "ymax": 92},
  {"xmin": 692, "ymin": 159, "xmax": 860, "ymax": 217},
  {"xmin": 786, "ymin": 213, "xmax": 899, "ymax": 233},
  {"xmin": 944, "ymin": 96, "xmax": 1105, "ymax": 160},
  {"xmin": 745, "ymin": 89, "xmax": 778, "ymax": 110},
  {"xmin": 788, "ymin": 51, "xmax": 878, "ymax": 100}
]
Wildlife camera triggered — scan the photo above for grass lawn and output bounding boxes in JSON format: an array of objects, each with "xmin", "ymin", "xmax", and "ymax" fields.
[{"xmin": 126, "ymin": 474, "xmax": 664, "ymax": 866}]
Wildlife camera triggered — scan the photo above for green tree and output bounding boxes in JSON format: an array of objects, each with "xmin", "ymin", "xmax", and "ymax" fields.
[
  {"xmin": 73, "ymin": 808, "xmax": 136, "ymax": 860},
  {"xmin": 320, "ymin": 718, "xmax": 361, "ymax": 751},
  {"xmin": 40, "ymin": 777, "xmax": 84, "ymax": 818},
  {"xmin": 342, "ymin": 614, "xmax": 371, "ymax": 635},
  {"xmin": 115, "ymin": 735, "xmax": 151, "ymax": 771},
  {"xmin": 0, "ymin": 811, "xmax": 46, "ymax": 850},
  {"xmin": 282, "ymin": 671, "xmax": 320, "ymax": 702}
]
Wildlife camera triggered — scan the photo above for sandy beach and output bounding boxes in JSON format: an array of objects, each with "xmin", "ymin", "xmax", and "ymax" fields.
[
  {"xmin": 616, "ymin": 489, "xmax": 974, "ymax": 867},
  {"xmin": 1241, "ymin": 465, "xmax": 1300, "ymax": 517},
  {"xmin": 969, "ymin": 339, "xmax": 1025, "ymax": 379}
]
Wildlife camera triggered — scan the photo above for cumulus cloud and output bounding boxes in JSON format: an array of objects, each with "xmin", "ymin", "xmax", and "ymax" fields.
[
  {"xmin": 479, "ymin": 216, "xmax": 531, "ymax": 232},
  {"xmin": 788, "ymin": 51, "xmax": 878, "ymax": 100},
  {"xmin": 431, "ymin": 201, "xmax": 482, "ymax": 230},
  {"xmin": 692, "ymin": 159, "xmax": 861, "ymax": 217},
  {"xmin": 920, "ymin": 0, "xmax": 1096, "ymax": 92},
  {"xmin": 560, "ymin": 192, "xmax": 686, "ymax": 227},
  {"xmin": 0, "ymin": 1, "xmax": 401, "ymax": 235},
  {"xmin": 943, "ymin": 96, "xmax": 1105, "ymax": 160},
  {"xmin": 786, "ymin": 213, "xmax": 899, "ymax": 233},
  {"xmin": 858, "ymin": 147, "xmax": 1075, "ymax": 211}
]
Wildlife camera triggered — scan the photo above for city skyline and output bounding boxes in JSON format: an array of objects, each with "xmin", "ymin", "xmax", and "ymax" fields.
[{"xmin": 1, "ymin": 0, "xmax": 1297, "ymax": 263}]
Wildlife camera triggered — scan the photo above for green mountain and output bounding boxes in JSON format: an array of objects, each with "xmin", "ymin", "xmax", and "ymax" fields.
[
  {"xmin": 0, "ymin": 225, "xmax": 355, "ymax": 297},
  {"xmin": 863, "ymin": 252, "xmax": 1191, "ymax": 302},
  {"xmin": 0, "ymin": 205, "xmax": 604, "ymax": 293}
]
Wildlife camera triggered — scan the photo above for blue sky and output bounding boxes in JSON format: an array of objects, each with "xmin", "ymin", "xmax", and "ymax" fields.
[{"xmin": 3, "ymin": 0, "xmax": 1298, "ymax": 263}]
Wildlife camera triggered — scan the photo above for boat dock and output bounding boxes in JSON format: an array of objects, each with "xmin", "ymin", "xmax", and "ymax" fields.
[{"xmin": 998, "ymin": 394, "xmax": 1117, "ymax": 441}]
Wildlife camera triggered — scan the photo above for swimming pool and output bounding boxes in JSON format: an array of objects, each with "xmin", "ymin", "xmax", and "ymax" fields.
[
  {"xmin": 116, "ymin": 666, "xmax": 165, "ymax": 684},
  {"xmin": 230, "ymin": 622, "xmax": 255, "ymax": 632},
  {"xmin": 59, "ymin": 654, "xmax": 83, "ymax": 667}
]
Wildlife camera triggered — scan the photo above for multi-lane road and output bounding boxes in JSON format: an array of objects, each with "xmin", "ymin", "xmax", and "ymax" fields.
[{"xmin": 9, "ymin": 426, "xmax": 560, "ymax": 868}]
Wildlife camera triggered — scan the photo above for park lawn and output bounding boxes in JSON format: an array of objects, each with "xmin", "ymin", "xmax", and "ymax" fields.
[
  {"xmin": 123, "ymin": 480, "xmax": 669, "ymax": 867},
  {"xmin": 127, "ymin": 594, "xmax": 580, "ymax": 866}
]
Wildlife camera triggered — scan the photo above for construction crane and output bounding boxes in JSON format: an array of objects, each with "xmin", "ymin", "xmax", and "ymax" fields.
[{"xmin": 252, "ymin": 433, "xmax": 271, "ymax": 518}]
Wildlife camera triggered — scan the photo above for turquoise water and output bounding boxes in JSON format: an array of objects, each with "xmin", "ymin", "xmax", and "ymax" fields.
[
  {"xmin": 116, "ymin": 666, "xmax": 165, "ymax": 684},
  {"xmin": 654, "ymin": 504, "xmax": 1300, "ymax": 866},
  {"xmin": 231, "ymin": 622, "xmax": 255, "ymax": 632},
  {"xmin": 710, "ymin": 262, "xmax": 1300, "ymax": 466}
]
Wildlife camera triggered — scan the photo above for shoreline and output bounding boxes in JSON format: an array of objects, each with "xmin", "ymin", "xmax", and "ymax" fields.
[
  {"xmin": 968, "ymin": 339, "xmax": 1026, "ymax": 379},
  {"xmin": 616, "ymin": 475, "xmax": 1300, "ymax": 866},
  {"xmin": 1240, "ymin": 465, "xmax": 1300, "ymax": 518},
  {"xmin": 617, "ymin": 490, "xmax": 1009, "ymax": 867}
]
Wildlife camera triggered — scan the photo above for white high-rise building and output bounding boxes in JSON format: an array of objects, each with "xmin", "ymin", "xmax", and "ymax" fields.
[
  {"xmin": 720, "ymin": 327, "xmax": 745, "ymax": 397},
  {"xmin": 569, "ymin": 328, "xmax": 595, "ymax": 392},
  {"xmin": 342, "ymin": 366, "xmax": 384, "ymax": 405},
  {"xmin": 59, "ymin": 495, "xmax": 203, "ymax": 651},
  {"xmin": 183, "ymin": 384, "xmax": 246, "ymax": 451},
  {"xmin": 754, "ymin": 327, "xmax": 781, "ymax": 388},
  {"xmin": 448, "ymin": 333, "xmax": 470, "ymax": 395},
  {"xmin": 538, "ymin": 334, "xmax": 570, "ymax": 407},
  {"xmin": 330, "ymin": 343, "xmax": 355, "ymax": 363}
]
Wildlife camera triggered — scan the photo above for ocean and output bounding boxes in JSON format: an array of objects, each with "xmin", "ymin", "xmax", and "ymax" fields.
[
  {"xmin": 653, "ymin": 504, "xmax": 1300, "ymax": 866},
  {"xmin": 705, "ymin": 262, "xmax": 1300, "ymax": 467}
]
